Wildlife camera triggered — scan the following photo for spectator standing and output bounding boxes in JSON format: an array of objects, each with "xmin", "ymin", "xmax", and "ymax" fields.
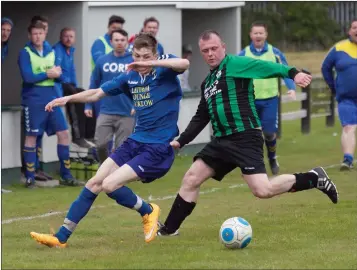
[
  {"xmin": 18, "ymin": 22, "xmax": 80, "ymax": 188},
  {"xmin": 128, "ymin": 17, "xmax": 164, "ymax": 56},
  {"xmin": 1, "ymin": 17, "xmax": 13, "ymax": 63},
  {"xmin": 53, "ymin": 27, "xmax": 93, "ymax": 149},
  {"xmin": 321, "ymin": 19, "xmax": 357, "ymax": 170},
  {"xmin": 86, "ymin": 29, "xmax": 134, "ymax": 163}
]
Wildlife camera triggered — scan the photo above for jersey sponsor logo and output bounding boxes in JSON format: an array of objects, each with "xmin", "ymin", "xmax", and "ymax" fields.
[
  {"xmin": 131, "ymin": 86, "xmax": 154, "ymax": 108},
  {"xmin": 103, "ymin": 63, "xmax": 129, "ymax": 73},
  {"xmin": 204, "ymin": 79, "xmax": 222, "ymax": 100},
  {"xmin": 128, "ymin": 80, "xmax": 139, "ymax": 85}
]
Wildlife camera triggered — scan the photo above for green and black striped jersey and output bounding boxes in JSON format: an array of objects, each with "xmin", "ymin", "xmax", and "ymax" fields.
[{"xmin": 177, "ymin": 54, "xmax": 298, "ymax": 147}]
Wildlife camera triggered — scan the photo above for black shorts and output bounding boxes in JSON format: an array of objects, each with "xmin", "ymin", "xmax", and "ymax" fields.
[{"xmin": 194, "ymin": 129, "xmax": 266, "ymax": 181}]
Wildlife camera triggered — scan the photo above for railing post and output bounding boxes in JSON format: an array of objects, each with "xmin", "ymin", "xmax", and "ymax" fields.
[
  {"xmin": 301, "ymin": 84, "xmax": 311, "ymax": 134},
  {"xmin": 277, "ymin": 78, "xmax": 282, "ymax": 139},
  {"xmin": 326, "ymin": 92, "xmax": 335, "ymax": 127}
]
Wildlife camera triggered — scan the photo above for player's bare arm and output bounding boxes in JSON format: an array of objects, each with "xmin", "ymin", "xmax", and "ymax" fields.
[
  {"xmin": 128, "ymin": 58, "xmax": 190, "ymax": 73},
  {"xmin": 45, "ymin": 88, "xmax": 106, "ymax": 112}
]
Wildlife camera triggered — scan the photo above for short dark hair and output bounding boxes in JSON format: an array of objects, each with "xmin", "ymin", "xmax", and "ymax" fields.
[
  {"xmin": 28, "ymin": 22, "xmax": 46, "ymax": 33},
  {"xmin": 110, "ymin": 29, "xmax": 128, "ymax": 40},
  {"xmin": 60, "ymin": 27, "xmax": 75, "ymax": 38},
  {"xmin": 133, "ymin": 33, "xmax": 157, "ymax": 54},
  {"xmin": 250, "ymin": 21, "xmax": 268, "ymax": 31},
  {"xmin": 198, "ymin": 29, "xmax": 222, "ymax": 41},
  {"xmin": 31, "ymin": 15, "xmax": 49, "ymax": 24},
  {"xmin": 108, "ymin": 15, "xmax": 125, "ymax": 27},
  {"xmin": 143, "ymin": 17, "xmax": 159, "ymax": 27}
]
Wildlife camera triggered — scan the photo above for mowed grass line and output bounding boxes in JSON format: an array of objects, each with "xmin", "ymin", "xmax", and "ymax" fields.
[{"xmin": 2, "ymin": 117, "xmax": 356, "ymax": 269}]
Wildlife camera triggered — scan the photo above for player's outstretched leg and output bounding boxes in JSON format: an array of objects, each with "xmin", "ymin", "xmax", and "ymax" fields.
[
  {"xmin": 243, "ymin": 167, "xmax": 338, "ymax": 204},
  {"xmin": 308, "ymin": 167, "xmax": 338, "ymax": 203},
  {"xmin": 102, "ymin": 164, "xmax": 161, "ymax": 243},
  {"xmin": 30, "ymin": 158, "xmax": 118, "ymax": 248},
  {"xmin": 158, "ymin": 159, "xmax": 214, "ymax": 236}
]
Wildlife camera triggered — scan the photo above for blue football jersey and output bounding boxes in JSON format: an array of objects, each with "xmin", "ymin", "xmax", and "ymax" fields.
[{"xmin": 101, "ymin": 54, "xmax": 183, "ymax": 144}]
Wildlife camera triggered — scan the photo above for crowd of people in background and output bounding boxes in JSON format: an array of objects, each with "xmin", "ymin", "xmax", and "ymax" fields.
[
  {"xmin": 1, "ymin": 13, "xmax": 356, "ymax": 189},
  {"xmin": 1, "ymin": 13, "xmax": 193, "ymax": 189}
]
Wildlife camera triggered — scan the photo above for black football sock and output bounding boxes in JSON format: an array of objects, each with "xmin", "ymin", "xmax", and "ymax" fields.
[
  {"xmin": 289, "ymin": 172, "xmax": 318, "ymax": 192},
  {"xmin": 163, "ymin": 194, "xmax": 196, "ymax": 234}
]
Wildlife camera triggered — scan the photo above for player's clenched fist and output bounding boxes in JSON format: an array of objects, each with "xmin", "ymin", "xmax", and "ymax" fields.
[
  {"xmin": 294, "ymin": 72, "xmax": 312, "ymax": 88},
  {"xmin": 170, "ymin": 140, "xmax": 181, "ymax": 149}
]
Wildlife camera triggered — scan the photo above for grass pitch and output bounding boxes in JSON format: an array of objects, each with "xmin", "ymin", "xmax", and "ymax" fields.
[{"xmin": 2, "ymin": 115, "xmax": 356, "ymax": 269}]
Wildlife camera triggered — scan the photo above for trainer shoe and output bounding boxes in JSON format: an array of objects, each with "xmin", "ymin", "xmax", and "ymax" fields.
[
  {"xmin": 340, "ymin": 160, "xmax": 353, "ymax": 171},
  {"xmin": 30, "ymin": 232, "xmax": 67, "ymax": 248},
  {"xmin": 310, "ymin": 167, "xmax": 338, "ymax": 204},
  {"xmin": 157, "ymin": 221, "xmax": 179, "ymax": 236},
  {"xmin": 269, "ymin": 158, "xmax": 280, "ymax": 175},
  {"xmin": 73, "ymin": 138, "xmax": 93, "ymax": 149},
  {"xmin": 142, "ymin": 203, "xmax": 160, "ymax": 243},
  {"xmin": 25, "ymin": 178, "xmax": 36, "ymax": 189},
  {"xmin": 60, "ymin": 177, "xmax": 83, "ymax": 186},
  {"xmin": 35, "ymin": 170, "xmax": 54, "ymax": 181}
]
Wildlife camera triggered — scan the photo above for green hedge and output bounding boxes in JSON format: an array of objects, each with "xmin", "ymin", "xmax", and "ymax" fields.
[{"xmin": 241, "ymin": 2, "xmax": 345, "ymax": 51}]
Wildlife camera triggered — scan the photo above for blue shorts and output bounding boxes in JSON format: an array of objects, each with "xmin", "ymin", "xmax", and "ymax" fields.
[
  {"xmin": 255, "ymin": 96, "xmax": 279, "ymax": 133},
  {"xmin": 109, "ymin": 138, "xmax": 175, "ymax": 183},
  {"xmin": 23, "ymin": 105, "xmax": 68, "ymax": 136},
  {"xmin": 338, "ymin": 99, "xmax": 357, "ymax": 126}
]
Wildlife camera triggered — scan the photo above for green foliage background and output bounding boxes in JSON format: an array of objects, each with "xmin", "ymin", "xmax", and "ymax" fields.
[{"xmin": 241, "ymin": 2, "xmax": 345, "ymax": 51}]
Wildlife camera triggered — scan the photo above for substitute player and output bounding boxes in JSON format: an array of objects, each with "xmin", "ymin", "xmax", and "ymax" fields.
[
  {"xmin": 85, "ymin": 29, "xmax": 135, "ymax": 163},
  {"xmin": 158, "ymin": 30, "xmax": 338, "ymax": 237},
  {"xmin": 19, "ymin": 22, "xmax": 79, "ymax": 188},
  {"xmin": 30, "ymin": 33, "xmax": 189, "ymax": 247},
  {"xmin": 321, "ymin": 19, "xmax": 357, "ymax": 170},
  {"xmin": 239, "ymin": 21, "xmax": 296, "ymax": 175}
]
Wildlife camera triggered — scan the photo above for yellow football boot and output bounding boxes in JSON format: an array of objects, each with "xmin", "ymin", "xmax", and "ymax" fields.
[
  {"xmin": 30, "ymin": 232, "xmax": 67, "ymax": 248},
  {"xmin": 142, "ymin": 203, "xmax": 160, "ymax": 243}
]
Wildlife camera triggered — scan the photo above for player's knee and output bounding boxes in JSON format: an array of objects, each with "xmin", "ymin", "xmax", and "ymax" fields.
[
  {"xmin": 24, "ymin": 136, "xmax": 37, "ymax": 147},
  {"xmin": 343, "ymin": 125, "xmax": 356, "ymax": 134},
  {"xmin": 57, "ymin": 130, "xmax": 69, "ymax": 143},
  {"xmin": 182, "ymin": 170, "xmax": 203, "ymax": 190},
  {"xmin": 251, "ymin": 185, "xmax": 273, "ymax": 199},
  {"xmin": 263, "ymin": 132, "xmax": 276, "ymax": 141},
  {"xmin": 86, "ymin": 175, "xmax": 104, "ymax": 193},
  {"xmin": 102, "ymin": 177, "xmax": 117, "ymax": 193}
]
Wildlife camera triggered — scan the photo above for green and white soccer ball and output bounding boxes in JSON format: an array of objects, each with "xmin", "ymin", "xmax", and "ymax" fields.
[{"xmin": 219, "ymin": 217, "xmax": 252, "ymax": 249}]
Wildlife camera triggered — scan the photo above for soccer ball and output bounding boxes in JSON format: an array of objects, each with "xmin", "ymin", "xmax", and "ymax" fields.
[{"xmin": 219, "ymin": 217, "xmax": 252, "ymax": 249}]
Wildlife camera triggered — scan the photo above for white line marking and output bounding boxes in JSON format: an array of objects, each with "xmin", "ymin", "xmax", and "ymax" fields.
[
  {"xmin": 1, "ymin": 162, "xmax": 354, "ymax": 225},
  {"xmin": 2, "ymin": 185, "xmax": 246, "ymax": 225}
]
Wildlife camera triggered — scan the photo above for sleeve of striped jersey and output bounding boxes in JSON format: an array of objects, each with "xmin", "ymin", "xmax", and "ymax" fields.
[
  {"xmin": 101, "ymin": 73, "xmax": 129, "ymax": 96},
  {"xmin": 273, "ymin": 47, "xmax": 296, "ymax": 90},
  {"xmin": 176, "ymin": 91, "xmax": 210, "ymax": 148},
  {"xmin": 228, "ymin": 55, "xmax": 295, "ymax": 79}
]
